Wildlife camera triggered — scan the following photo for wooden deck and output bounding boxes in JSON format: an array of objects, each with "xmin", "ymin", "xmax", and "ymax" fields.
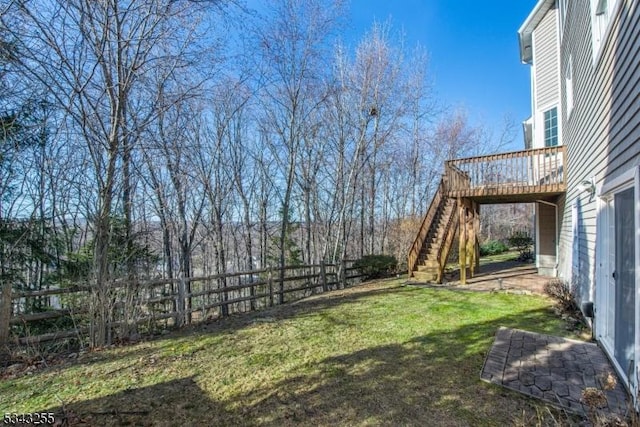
[
  {"xmin": 445, "ymin": 146, "xmax": 565, "ymax": 203},
  {"xmin": 408, "ymin": 146, "xmax": 566, "ymax": 284}
]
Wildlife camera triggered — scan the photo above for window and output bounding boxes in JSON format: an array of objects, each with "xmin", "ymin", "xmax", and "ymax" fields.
[
  {"xmin": 594, "ymin": 0, "xmax": 610, "ymax": 45},
  {"xmin": 544, "ymin": 107, "xmax": 559, "ymax": 147},
  {"xmin": 591, "ymin": 0, "xmax": 621, "ymax": 59},
  {"xmin": 565, "ymin": 56, "xmax": 574, "ymax": 116},
  {"xmin": 559, "ymin": 0, "xmax": 568, "ymax": 39}
]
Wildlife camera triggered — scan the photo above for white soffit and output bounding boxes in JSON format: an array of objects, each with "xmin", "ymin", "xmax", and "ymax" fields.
[{"xmin": 518, "ymin": 0, "xmax": 556, "ymax": 64}]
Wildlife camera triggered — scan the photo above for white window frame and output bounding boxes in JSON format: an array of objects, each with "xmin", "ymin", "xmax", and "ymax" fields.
[
  {"xmin": 543, "ymin": 106, "xmax": 559, "ymax": 147},
  {"xmin": 559, "ymin": 0, "xmax": 568, "ymax": 40},
  {"xmin": 590, "ymin": 0, "xmax": 622, "ymax": 63},
  {"xmin": 565, "ymin": 55, "xmax": 574, "ymax": 118}
]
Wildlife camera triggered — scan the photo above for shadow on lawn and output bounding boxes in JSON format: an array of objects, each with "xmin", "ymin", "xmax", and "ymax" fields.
[
  {"xmin": 43, "ymin": 376, "xmax": 235, "ymax": 426},
  {"xmin": 233, "ymin": 309, "xmax": 563, "ymax": 426},
  {"xmin": 40, "ymin": 303, "xmax": 574, "ymax": 426},
  {"xmin": 50, "ymin": 282, "xmax": 420, "ymax": 370}
]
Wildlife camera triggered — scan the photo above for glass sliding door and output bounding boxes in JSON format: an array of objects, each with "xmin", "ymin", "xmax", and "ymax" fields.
[{"xmin": 614, "ymin": 187, "xmax": 636, "ymax": 377}]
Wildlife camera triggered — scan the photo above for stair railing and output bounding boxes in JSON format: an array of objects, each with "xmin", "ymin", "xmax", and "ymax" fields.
[
  {"xmin": 407, "ymin": 178, "xmax": 445, "ymax": 276},
  {"xmin": 435, "ymin": 199, "xmax": 459, "ymax": 283},
  {"xmin": 444, "ymin": 162, "xmax": 471, "ymax": 196}
]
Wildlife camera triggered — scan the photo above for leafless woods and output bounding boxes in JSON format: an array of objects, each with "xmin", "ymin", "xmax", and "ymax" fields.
[{"xmin": 0, "ymin": 0, "xmax": 513, "ymax": 345}]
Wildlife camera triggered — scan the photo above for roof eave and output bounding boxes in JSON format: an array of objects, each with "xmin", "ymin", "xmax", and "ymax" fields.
[{"xmin": 518, "ymin": 0, "xmax": 555, "ymax": 64}]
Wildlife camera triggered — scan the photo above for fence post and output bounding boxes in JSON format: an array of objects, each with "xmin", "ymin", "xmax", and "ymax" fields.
[
  {"xmin": 220, "ymin": 277, "xmax": 229, "ymax": 317},
  {"xmin": 250, "ymin": 275, "xmax": 256, "ymax": 312},
  {"xmin": 176, "ymin": 277, "xmax": 186, "ymax": 327},
  {"xmin": 268, "ymin": 267, "xmax": 273, "ymax": 307},
  {"xmin": 340, "ymin": 259, "xmax": 347, "ymax": 289},
  {"xmin": 278, "ymin": 266, "xmax": 285, "ymax": 305},
  {"xmin": 185, "ymin": 277, "xmax": 192, "ymax": 325},
  {"xmin": 320, "ymin": 260, "xmax": 328, "ymax": 292},
  {"xmin": 0, "ymin": 282, "xmax": 11, "ymax": 344}
]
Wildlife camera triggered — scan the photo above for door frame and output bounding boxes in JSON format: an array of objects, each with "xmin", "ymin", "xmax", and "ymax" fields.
[{"xmin": 596, "ymin": 165, "xmax": 640, "ymax": 401}]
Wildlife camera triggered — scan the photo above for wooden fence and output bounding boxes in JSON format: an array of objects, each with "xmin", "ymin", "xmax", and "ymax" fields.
[{"xmin": 5, "ymin": 261, "xmax": 363, "ymax": 347}]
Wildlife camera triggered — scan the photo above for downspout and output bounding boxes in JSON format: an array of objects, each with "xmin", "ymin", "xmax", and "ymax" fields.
[{"xmin": 536, "ymin": 199, "xmax": 559, "ymax": 275}]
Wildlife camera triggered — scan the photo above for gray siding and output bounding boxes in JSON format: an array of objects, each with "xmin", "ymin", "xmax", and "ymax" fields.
[
  {"xmin": 534, "ymin": 6, "xmax": 560, "ymax": 109},
  {"xmin": 557, "ymin": 0, "xmax": 640, "ymax": 304},
  {"xmin": 606, "ymin": 2, "xmax": 640, "ymax": 177},
  {"xmin": 537, "ymin": 202, "xmax": 557, "ymax": 275}
]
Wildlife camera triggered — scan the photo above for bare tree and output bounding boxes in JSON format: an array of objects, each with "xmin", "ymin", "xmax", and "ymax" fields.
[
  {"xmin": 323, "ymin": 22, "xmax": 417, "ymax": 261},
  {"xmin": 256, "ymin": 0, "xmax": 344, "ymax": 301},
  {"xmin": 0, "ymin": 0, "xmax": 534, "ymax": 347},
  {"xmin": 3, "ymin": 0, "xmax": 217, "ymax": 345}
]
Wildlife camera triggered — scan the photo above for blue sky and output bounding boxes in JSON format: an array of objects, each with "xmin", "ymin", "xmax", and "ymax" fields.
[{"xmin": 347, "ymin": 0, "xmax": 538, "ymax": 150}]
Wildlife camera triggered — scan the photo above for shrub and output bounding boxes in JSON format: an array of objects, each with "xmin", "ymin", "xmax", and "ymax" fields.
[
  {"xmin": 508, "ymin": 231, "xmax": 534, "ymax": 261},
  {"xmin": 479, "ymin": 240, "xmax": 509, "ymax": 256},
  {"xmin": 353, "ymin": 254, "xmax": 397, "ymax": 280},
  {"xmin": 544, "ymin": 279, "xmax": 579, "ymax": 313},
  {"xmin": 544, "ymin": 279, "xmax": 588, "ymax": 333}
]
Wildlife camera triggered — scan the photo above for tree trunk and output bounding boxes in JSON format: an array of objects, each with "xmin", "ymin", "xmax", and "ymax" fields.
[
  {"xmin": 92, "ymin": 135, "xmax": 119, "ymax": 347},
  {"xmin": 0, "ymin": 277, "xmax": 11, "ymax": 344}
]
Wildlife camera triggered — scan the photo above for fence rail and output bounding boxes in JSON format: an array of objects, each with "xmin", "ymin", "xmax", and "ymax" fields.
[{"xmin": 5, "ymin": 261, "xmax": 363, "ymax": 346}]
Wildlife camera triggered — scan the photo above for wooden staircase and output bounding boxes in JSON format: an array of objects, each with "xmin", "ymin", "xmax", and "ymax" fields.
[
  {"xmin": 407, "ymin": 171, "xmax": 461, "ymax": 283},
  {"xmin": 408, "ymin": 146, "xmax": 567, "ymax": 283},
  {"xmin": 412, "ymin": 197, "xmax": 458, "ymax": 282}
]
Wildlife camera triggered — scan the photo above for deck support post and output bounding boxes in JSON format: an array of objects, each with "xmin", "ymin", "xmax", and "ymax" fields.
[
  {"xmin": 468, "ymin": 201, "xmax": 480, "ymax": 278},
  {"xmin": 467, "ymin": 202, "xmax": 475, "ymax": 279},
  {"xmin": 458, "ymin": 198, "xmax": 479, "ymax": 284},
  {"xmin": 458, "ymin": 198, "xmax": 467, "ymax": 285},
  {"xmin": 474, "ymin": 203, "xmax": 481, "ymax": 272}
]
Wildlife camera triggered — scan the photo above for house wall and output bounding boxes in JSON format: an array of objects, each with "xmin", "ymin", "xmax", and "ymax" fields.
[
  {"xmin": 532, "ymin": 6, "xmax": 560, "ymax": 149},
  {"xmin": 536, "ymin": 202, "xmax": 557, "ymax": 276},
  {"xmin": 533, "ymin": 6, "xmax": 560, "ymax": 111},
  {"xmin": 603, "ymin": 3, "xmax": 640, "ymax": 180},
  {"xmin": 557, "ymin": 0, "xmax": 640, "ymax": 305},
  {"xmin": 520, "ymin": 0, "xmax": 640, "ymax": 394}
]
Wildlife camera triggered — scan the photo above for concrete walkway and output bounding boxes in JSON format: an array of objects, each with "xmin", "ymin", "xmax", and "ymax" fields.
[{"xmin": 481, "ymin": 327, "xmax": 630, "ymax": 418}]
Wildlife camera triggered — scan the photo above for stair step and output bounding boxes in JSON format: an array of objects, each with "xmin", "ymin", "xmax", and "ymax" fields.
[
  {"xmin": 412, "ymin": 270, "xmax": 438, "ymax": 282},
  {"xmin": 419, "ymin": 253, "xmax": 439, "ymax": 263},
  {"xmin": 417, "ymin": 263, "xmax": 439, "ymax": 271},
  {"xmin": 410, "ymin": 190, "xmax": 459, "ymax": 285},
  {"xmin": 426, "ymin": 244, "xmax": 442, "ymax": 253},
  {"xmin": 430, "ymin": 233, "xmax": 446, "ymax": 242}
]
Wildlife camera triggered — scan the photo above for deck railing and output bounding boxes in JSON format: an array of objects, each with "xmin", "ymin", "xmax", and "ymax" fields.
[{"xmin": 445, "ymin": 146, "xmax": 566, "ymax": 198}]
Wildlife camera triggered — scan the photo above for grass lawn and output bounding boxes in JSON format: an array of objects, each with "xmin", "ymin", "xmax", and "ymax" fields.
[
  {"xmin": 0, "ymin": 278, "xmax": 579, "ymax": 426},
  {"xmin": 479, "ymin": 250, "xmax": 522, "ymax": 264}
]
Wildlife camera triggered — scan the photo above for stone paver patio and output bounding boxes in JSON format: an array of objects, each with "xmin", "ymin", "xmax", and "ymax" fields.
[
  {"xmin": 481, "ymin": 327, "xmax": 630, "ymax": 418},
  {"xmin": 410, "ymin": 261, "xmax": 633, "ymax": 419},
  {"xmin": 409, "ymin": 260, "xmax": 552, "ymax": 294},
  {"xmin": 445, "ymin": 261, "xmax": 551, "ymax": 294}
]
